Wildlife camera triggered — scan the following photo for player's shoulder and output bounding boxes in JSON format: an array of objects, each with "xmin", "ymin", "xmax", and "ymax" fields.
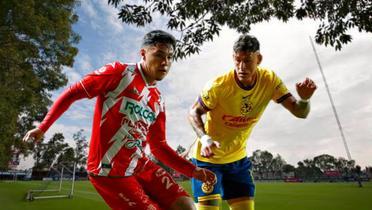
[
  {"xmin": 258, "ymin": 66, "xmax": 275, "ymax": 76},
  {"xmin": 92, "ymin": 61, "xmax": 132, "ymax": 76},
  {"xmin": 257, "ymin": 66, "xmax": 279, "ymax": 82}
]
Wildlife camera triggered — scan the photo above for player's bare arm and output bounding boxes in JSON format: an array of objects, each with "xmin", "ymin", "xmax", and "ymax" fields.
[
  {"xmin": 188, "ymin": 101, "xmax": 208, "ymax": 138},
  {"xmin": 281, "ymin": 77, "xmax": 317, "ymax": 118},
  {"xmin": 188, "ymin": 100, "xmax": 220, "ymax": 157}
]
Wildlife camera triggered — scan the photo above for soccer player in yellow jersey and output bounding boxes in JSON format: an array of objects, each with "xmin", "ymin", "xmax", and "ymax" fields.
[{"xmin": 186, "ymin": 35, "xmax": 317, "ymax": 210}]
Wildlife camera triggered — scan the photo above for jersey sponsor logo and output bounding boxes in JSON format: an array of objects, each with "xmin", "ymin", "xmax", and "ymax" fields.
[
  {"xmin": 222, "ymin": 115, "xmax": 255, "ymax": 128},
  {"xmin": 122, "ymin": 117, "xmax": 149, "ymax": 135},
  {"xmin": 240, "ymin": 95, "xmax": 253, "ymax": 115},
  {"xmin": 124, "ymin": 101, "xmax": 156, "ymax": 122}
]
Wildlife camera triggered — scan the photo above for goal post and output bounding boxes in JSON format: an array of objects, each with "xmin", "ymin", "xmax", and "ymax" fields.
[{"xmin": 26, "ymin": 162, "xmax": 76, "ymax": 201}]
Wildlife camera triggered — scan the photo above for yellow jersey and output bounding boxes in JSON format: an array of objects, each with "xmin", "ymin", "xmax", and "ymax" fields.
[{"xmin": 193, "ymin": 67, "xmax": 290, "ymax": 164}]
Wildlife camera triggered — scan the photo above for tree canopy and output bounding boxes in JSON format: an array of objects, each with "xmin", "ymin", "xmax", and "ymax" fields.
[
  {"xmin": 0, "ymin": 0, "xmax": 80, "ymax": 169},
  {"xmin": 108, "ymin": 0, "xmax": 372, "ymax": 59},
  {"xmin": 32, "ymin": 130, "xmax": 88, "ymax": 170}
]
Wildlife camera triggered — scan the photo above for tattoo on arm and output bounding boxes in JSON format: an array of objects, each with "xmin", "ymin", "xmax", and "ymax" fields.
[{"xmin": 188, "ymin": 103, "xmax": 207, "ymax": 138}]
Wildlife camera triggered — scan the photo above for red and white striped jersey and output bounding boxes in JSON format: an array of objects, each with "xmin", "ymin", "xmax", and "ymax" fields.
[
  {"xmin": 81, "ymin": 61, "xmax": 163, "ymax": 176},
  {"xmin": 39, "ymin": 61, "xmax": 196, "ymax": 178}
]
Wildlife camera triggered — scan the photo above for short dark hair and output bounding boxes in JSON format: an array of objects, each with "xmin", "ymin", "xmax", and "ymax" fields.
[
  {"xmin": 233, "ymin": 34, "xmax": 260, "ymax": 52},
  {"xmin": 142, "ymin": 30, "xmax": 176, "ymax": 50}
]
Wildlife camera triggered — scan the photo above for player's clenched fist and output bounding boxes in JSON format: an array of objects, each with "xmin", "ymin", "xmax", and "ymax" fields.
[
  {"xmin": 192, "ymin": 167, "xmax": 217, "ymax": 185},
  {"xmin": 296, "ymin": 77, "xmax": 317, "ymax": 100}
]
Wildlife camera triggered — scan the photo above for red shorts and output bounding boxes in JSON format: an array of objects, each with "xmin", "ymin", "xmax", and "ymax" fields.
[{"xmin": 89, "ymin": 161, "xmax": 190, "ymax": 210}]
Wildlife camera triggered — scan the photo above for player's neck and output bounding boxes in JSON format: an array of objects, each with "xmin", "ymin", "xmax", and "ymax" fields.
[
  {"xmin": 240, "ymin": 75, "xmax": 256, "ymax": 86},
  {"xmin": 235, "ymin": 71, "xmax": 257, "ymax": 90},
  {"xmin": 140, "ymin": 62, "xmax": 156, "ymax": 85}
]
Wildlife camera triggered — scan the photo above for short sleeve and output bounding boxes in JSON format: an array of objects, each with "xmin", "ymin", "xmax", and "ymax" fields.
[
  {"xmin": 271, "ymin": 73, "xmax": 290, "ymax": 103},
  {"xmin": 199, "ymin": 80, "xmax": 220, "ymax": 110}
]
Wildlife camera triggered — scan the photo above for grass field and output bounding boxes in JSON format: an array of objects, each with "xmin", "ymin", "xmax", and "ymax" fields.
[{"xmin": 1, "ymin": 180, "xmax": 371, "ymax": 210}]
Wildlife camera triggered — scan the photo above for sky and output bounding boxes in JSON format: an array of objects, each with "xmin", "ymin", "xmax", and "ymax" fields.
[{"xmin": 19, "ymin": 0, "xmax": 372, "ymax": 169}]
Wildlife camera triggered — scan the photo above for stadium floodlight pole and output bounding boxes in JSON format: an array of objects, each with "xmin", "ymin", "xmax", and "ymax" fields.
[{"xmin": 309, "ymin": 36, "xmax": 352, "ymax": 161}]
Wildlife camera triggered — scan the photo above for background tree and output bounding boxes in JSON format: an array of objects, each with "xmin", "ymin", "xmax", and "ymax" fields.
[
  {"xmin": 251, "ymin": 150, "xmax": 273, "ymax": 179},
  {"xmin": 313, "ymin": 154, "xmax": 337, "ymax": 171},
  {"xmin": 335, "ymin": 157, "xmax": 355, "ymax": 177},
  {"xmin": 32, "ymin": 140, "xmax": 46, "ymax": 170},
  {"xmin": 108, "ymin": 0, "xmax": 372, "ymax": 59},
  {"xmin": 32, "ymin": 133, "xmax": 69, "ymax": 170},
  {"xmin": 282, "ymin": 163, "xmax": 296, "ymax": 175},
  {"xmin": 0, "ymin": 0, "xmax": 80, "ymax": 169},
  {"xmin": 57, "ymin": 147, "xmax": 76, "ymax": 169},
  {"xmin": 270, "ymin": 154, "xmax": 286, "ymax": 178},
  {"xmin": 31, "ymin": 130, "xmax": 87, "ymax": 175},
  {"xmin": 72, "ymin": 129, "xmax": 88, "ymax": 169},
  {"xmin": 295, "ymin": 158, "xmax": 322, "ymax": 181}
]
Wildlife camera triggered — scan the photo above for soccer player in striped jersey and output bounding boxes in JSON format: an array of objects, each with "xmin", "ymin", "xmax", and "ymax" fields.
[
  {"xmin": 23, "ymin": 30, "xmax": 216, "ymax": 210},
  {"xmin": 186, "ymin": 35, "xmax": 317, "ymax": 210}
]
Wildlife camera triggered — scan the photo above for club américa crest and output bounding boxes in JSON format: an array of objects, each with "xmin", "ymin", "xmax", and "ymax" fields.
[
  {"xmin": 241, "ymin": 95, "xmax": 253, "ymax": 115},
  {"xmin": 201, "ymin": 183, "xmax": 214, "ymax": 194}
]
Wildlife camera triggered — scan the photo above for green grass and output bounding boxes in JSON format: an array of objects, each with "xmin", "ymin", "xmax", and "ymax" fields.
[
  {"xmin": 1, "ymin": 180, "xmax": 371, "ymax": 210},
  {"xmin": 0, "ymin": 180, "xmax": 110, "ymax": 210}
]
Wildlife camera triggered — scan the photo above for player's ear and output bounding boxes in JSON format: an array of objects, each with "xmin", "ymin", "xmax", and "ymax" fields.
[
  {"xmin": 257, "ymin": 53, "xmax": 262, "ymax": 65},
  {"xmin": 140, "ymin": 48, "xmax": 146, "ymax": 59}
]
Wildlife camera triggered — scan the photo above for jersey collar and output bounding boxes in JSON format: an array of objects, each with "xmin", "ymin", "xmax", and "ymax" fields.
[{"xmin": 233, "ymin": 70, "xmax": 257, "ymax": 91}]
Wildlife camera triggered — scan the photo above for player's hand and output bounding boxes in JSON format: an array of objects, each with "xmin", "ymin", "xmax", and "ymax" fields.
[
  {"xmin": 192, "ymin": 167, "xmax": 217, "ymax": 185},
  {"xmin": 296, "ymin": 77, "xmax": 317, "ymax": 100},
  {"xmin": 23, "ymin": 128, "xmax": 44, "ymax": 143},
  {"xmin": 200, "ymin": 135, "xmax": 220, "ymax": 158}
]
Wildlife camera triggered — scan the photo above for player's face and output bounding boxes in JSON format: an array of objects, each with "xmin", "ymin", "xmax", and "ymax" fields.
[
  {"xmin": 141, "ymin": 43, "xmax": 174, "ymax": 84},
  {"xmin": 233, "ymin": 51, "xmax": 262, "ymax": 86}
]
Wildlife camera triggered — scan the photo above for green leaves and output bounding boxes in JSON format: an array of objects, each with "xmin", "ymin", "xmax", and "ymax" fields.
[
  {"xmin": 118, "ymin": 4, "xmax": 152, "ymax": 27},
  {"xmin": 108, "ymin": 0, "xmax": 372, "ymax": 59},
  {"xmin": 0, "ymin": 0, "xmax": 80, "ymax": 169}
]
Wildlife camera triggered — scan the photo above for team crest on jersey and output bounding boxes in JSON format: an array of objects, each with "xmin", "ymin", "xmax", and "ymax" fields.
[{"xmin": 241, "ymin": 95, "xmax": 253, "ymax": 115}]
